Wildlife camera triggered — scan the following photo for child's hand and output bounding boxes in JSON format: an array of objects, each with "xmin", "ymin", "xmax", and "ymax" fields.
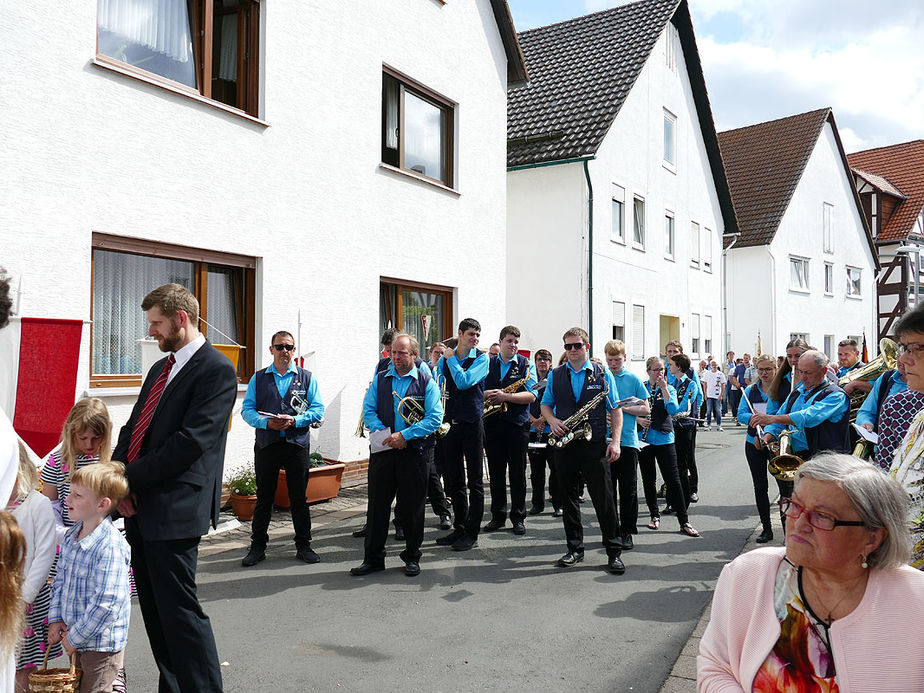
[
  {"xmin": 48, "ymin": 621, "xmax": 66, "ymax": 645},
  {"xmin": 61, "ymin": 633, "xmax": 76, "ymax": 656}
]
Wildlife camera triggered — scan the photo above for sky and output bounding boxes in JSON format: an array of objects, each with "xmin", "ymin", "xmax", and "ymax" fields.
[{"xmin": 506, "ymin": 0, "xmax": 924, "ymax": 153}]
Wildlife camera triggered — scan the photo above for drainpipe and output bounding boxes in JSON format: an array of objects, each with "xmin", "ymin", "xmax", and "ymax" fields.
[
  {"xmin": 583, "ymin": 159, "xmax": 594, "ymax": 354},
  {"xmin": 766, "ymin": 248, "xmax": 777, "ymax": 354},
  {"xmin": 721, "ymin": 232, "xmax": 740, "ymax": 354}
]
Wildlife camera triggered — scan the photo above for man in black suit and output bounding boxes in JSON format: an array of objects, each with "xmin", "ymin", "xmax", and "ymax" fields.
[{"xmin": 114, "ymin": 283, "xmax": 237, "ymax": 693}]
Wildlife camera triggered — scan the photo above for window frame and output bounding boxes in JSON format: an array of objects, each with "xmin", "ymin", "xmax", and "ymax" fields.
[
  {"xmin": 611, "ymin": 184, "xmax": 626, "ymax": 244},
  {"xmin": 380, "ymin": 277, "xmax": 454, "ymax": 349},
  {"xmin": 824, "ymin": 261, "xmax": 834, "ymax": 296},
  {"xmin": 703, "ymin": 228, "xmax": 713, "ymax": 272},
  {"xmin": 823, "ymin": 202, "xmax": 834, "ymax": 254},
  {"xmin": 381, "ymin": 67, "xmax": 456, "ymax": 189},
  {"xmin": 703, "ymin": 315, "xmax": 713, "ymax": 355},
  {"xmin": 631, "ymin": 304, "xmax": 645, "ymax": 360},
  {"xmin": 846, "ymin": 266, "xmax": 862, "ymax": 298},
  {"xmin": 789, "ymin": 256, "xmax": 810, "ymax": 293},
  {"xmin": 612, "ymin": 300, "xmax": 626, "ymax": 341},
  {"xmin": 633, "ymin": 196, "xmax": 646, "ymax": 250},
  {"xmin": 691, "ymin": 312, "xmax": 701, "ymax": 357},
  {"xmin": 663, "ymin": 109, "xmax": 677, "ymax": 170},
  {"xmin": 690, "ymin": 221, "xmax": 700, "ymax": 268},
  {"xmin": 90, "ymin": 233, "xmax": 256, "ymax": 387},
  {"xmin": 94, "ymin": 0, "xmax": 262, "ymax": 118},
  {"xmin": 664, "ymin": 211, "xmax": 675, "ymax": 260}
]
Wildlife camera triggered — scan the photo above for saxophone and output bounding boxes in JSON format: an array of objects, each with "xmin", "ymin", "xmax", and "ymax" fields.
[
  {"xmin": 640, "ymin": 385, "xmax": 657, "ymax": 442},
  {"xmin": 547, "ymin": 379, "xmax": 610, "ymax": 449},
  {"xmin": 483, "ymin": 376, "xmax": 531, "ymax": 419}
]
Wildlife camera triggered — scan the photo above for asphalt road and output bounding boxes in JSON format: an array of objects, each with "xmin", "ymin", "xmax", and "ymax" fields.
[{"xmin": 119, "ymin": 426, "xmax": 765, "ymax": 692}]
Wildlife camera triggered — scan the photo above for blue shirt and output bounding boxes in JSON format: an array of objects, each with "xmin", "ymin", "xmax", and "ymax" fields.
[
  {"xmin": 611, "ymin": 368, "xmax": 648, "ymax": 448},
  {"xmin": 436, "ymin": 348, "xmax": 489, "ymax": 390},
  {"xmin": 731, "ymin": 364, "xmax": 746, "ymax": 390},
  {"xmin": 49, "ymin": 518, "xmax": 131, "ymax": 652},
  {"xmin": 363, "ymin": 362, "xmax": 443, "ymax": 441},
  {"xmin": 856, "ymin": 370, "xmax": 907, "ymax": 428},
  {"xmin": 541, "ymin": 360, "xmax": 619, "ymax": 411},
  {"xmin": 765, "ymin": 382, "xmax": 849, "ymax": 452},
  {"xmin": 641, "ymin": 381, "xmax": 679, "ymax": 446},
  {"xmin": 241, "ymin": 363, "xmax": 324, "ymax": 430},
  {"xmin": 837, "ymin": 363, "xmax": 863, "ymax": 379},
  {"xmin": 736, "ymin": 382, "xmax": 781, "ymax": 445},
  {"xmin": 493, "ymin": 355, "xmax": 540, "ymax": 398}
]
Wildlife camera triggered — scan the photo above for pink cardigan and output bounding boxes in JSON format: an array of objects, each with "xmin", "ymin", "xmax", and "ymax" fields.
[{"xmin": 698, "ymin": 547, "xmax": 924, "ymax": 692}]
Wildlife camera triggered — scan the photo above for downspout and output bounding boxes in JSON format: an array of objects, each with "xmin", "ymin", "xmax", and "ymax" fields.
[
  {"xmin": 766, "ymin": 248, "xmax": 777, "ymax": 353},
  {"xmin": 721, "ymin": 232, "xmax": 740, "ymax": 354},
  {"xmin": 584, "ymin": 159, "xmax": 594, "ymax": 355}
]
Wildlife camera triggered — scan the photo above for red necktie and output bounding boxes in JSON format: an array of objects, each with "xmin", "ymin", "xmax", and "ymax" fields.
[{"xmin": 126, "ymin": 354, "xmax": 176, "ymax": 463}]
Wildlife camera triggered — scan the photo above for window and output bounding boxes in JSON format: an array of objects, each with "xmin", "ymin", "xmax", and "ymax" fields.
[
  {"xmin": 824, "ymin": 262, "xmax": 834, "ymax": 295},
  {"xmin": 691, "ymin": 313, "xmax": 701, "ymax": 356},
  {"xmin": 790, "ymin": 332, "xmax": 809, "ymax": 343},
  {"xmin": 632, "ymin": 305, "xmax": 645, "ymax": 360},
  {"xmin": 846, "ymin": 267, "xmax": 862, "ymax": 297},
  {"xmin": 824, "ymin": 334, "xmax": 835, "ymax": 361},
  {"xmin": 823, "ymin": 203, "xmax": 834, "ymax": 254},
  {"xmin": 90, "ymin": 234, "xmax": 255, "ymax": 386},
  {"xmin": 664, "ymin": 212, "xmax": 675, "ymax": 260},
  {"xmin": 690, "ymin": 222, "xmax": 700, "ymax": 268},
  {"xmin": 703, "ymin": 228, "xmax": 713, "ymax": 272},
  {"xmin": 96, "ymin": 0, "xmax": 261, "ymax": 117},
  {"xmin": 380, "ymin": 278, "xmax": 453, "ymax": 352},
  {"xmin": 665, "ymin": 23, "xmax": 678, "ymax": 71},
  {"xmin": 790, "ymin": 256, "xmax": 810, "ymax": 291},
  {"xmin": 633, "ymin": 197, "xmax": 646, "ymax": 248},
  {"xmin": 704, "ymin": 315, "xmax": 712, "ymax": 355},
  {"xmin": 611, "ymin": 185, "xmax": 625, "ymax": 243},
  {"xmin": 612, "ymin": 301, "xmax": 625, "ymax": 340},
  {"xmin": 382, "ymin": 70, "xmax": 454, "ymax": 187},
  {"xmin": 663, "ymin": 110, "xmax": 677, "ymax": 168}
]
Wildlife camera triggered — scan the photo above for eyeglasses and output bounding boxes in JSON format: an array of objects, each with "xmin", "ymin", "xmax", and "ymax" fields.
[
  {"xmin": 536, "ymin": 357, "xmax": 552, "ymax": 363},
  {"xmin": 648, "ymin": 366, "xmax": 664, "ymax": 372},
  {"xmin": 757, "ymin": 367, "xmax": 775, "ymax": 373},
  {"xmin": 272, "ymin": 344, "xmax": 296, "ymax": 352},
  {"xmin": 563, "ymin": 343, "xmax": 586, "ymax": 351},
  {"xmin": 779, "ymin": 497, "xmax": 865, "ymax": 531},
  {"xmin": 898, "ymin": 342, "xmax": 924, "ymax": 359}
]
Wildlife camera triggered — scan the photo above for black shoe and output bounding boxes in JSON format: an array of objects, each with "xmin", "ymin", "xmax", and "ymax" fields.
[
  {"xmin": 404, "ymin": 561, "xmax": 421, "ymax": 577},
  {"xmin": 394, "ymin": 527, "xmax": 406, "ymax": 542},
  {"xmin": 436, "ymin": 528, "xmax": 464, "ymax": 546},
  {"xmin": 483, "ymin": 518, "xmax": 505, "ymax": 532},
  {"xmin": 689, "ymin": 492, "xmax": 699, "ymax": 503},
  {"xmin": 528, "ymin": 505, "xmax": 543, "ymax": 515},
  {"xmin": 755, "ymin": 529, "xmax": 774, "ymax": 544},
  {"xmin": 662, "ymin": 506, "xmax": 675, "ymax": 515},
  {"xmin": 512, "ymin": 521, "xmax": 526, "ymax": 535},
  {"xmin": 557, "ymin": 551, "xmax": 584, "ymax": 567},
  {"xmin": 296, "ymin": 548, "xmax": 320, "ymax": 564},
  {"xmin": 553, "ymin": 508, "xmax": 563, "ymax": 517},
  {"xmin": 438, "ymin": 515, "xmax": 452, "ymax": 530},
  {"xmin": 577, "ymin": 495, "xmax": 586, "ymax": 503},
  {"xmin": 451, "ymin": 534, "xmax": 478, "ymax": 551},
  {"xmin": 350, "ymin": 562, "xmax": 385, "ymax": 576},
  {"xmin": 352, "ymin": 524, "xmax": 367, "ymax": 538},
  {"xmin": 607, "ymin": 554, "xmax": 626, "ymax": 575},
  {"xmin": 241, "ymin": 548, "xmax": 265, "ymax": 567},
  {"xmin": 621, "ymin": 534, "xmax": 634, "ymax": 551}
]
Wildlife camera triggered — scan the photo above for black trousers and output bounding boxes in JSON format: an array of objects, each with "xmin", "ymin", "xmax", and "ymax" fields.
[
  {"xmin": 744, "ymin": 442, "xmax": 773, "ymax": 533},
  {"xmin": 484, "ymin": 419, "xmax": 529, "ymax": 523},
  {"xmin": 442, "ymin": 419, "xmax": 485, "ymax": 536},
  {"xmin": 394, "ymin": 446, "xmax": 450, "ymax": 528},
  {"xmin": 251, "ymin": 441, "xmax": 311, "ymax": 550},
  {"xmin": 126, "ymin": 528, "xmax": 222, "ymax": 693},
  {"xmin": 689, "ymin": 424, "xmax": 699, "ymax": 492},
  {"xmin": 639, "ymin": 443, "xmax": 689, "ymax": 525},
  {"xmin": 528, "ymin": 433, "xmax": 561, "ymax": 511},
  {"xmin": 365, "ymin": 447, "xmax": 428, "ymax": 563},
  {"xmin": 553, "ymin": 438, "xmax": 621, "ymax": 556},
  {"xmin": 610, "ymin": 445, "xmax": 639, "ymax": 535},
  {"xmin": 673, "ymin": 426, "xmax": 694, "ymax": 506},
  {"xmin": 729, "ymin": 389, "xmax": 742, "ymax": 418}
]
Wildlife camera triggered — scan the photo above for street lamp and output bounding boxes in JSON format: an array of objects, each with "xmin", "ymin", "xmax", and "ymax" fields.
[{"xmin": 897, "ymin": 245, "xmax": 921, "ymax": 309}]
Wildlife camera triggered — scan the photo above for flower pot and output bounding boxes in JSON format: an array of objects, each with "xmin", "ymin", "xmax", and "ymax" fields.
[
  {"xmin": 230, "ymin": 492, "xmax": 257, "ymax": 521},
  {"xmin": 276, "ymin": 463, "xmax": 346, "ymax": 507}
]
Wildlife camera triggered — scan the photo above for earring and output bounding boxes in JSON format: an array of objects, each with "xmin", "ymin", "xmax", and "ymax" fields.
[{"xmin": 861, "ymin": 555, "xmax": 869, "ymax": 569}]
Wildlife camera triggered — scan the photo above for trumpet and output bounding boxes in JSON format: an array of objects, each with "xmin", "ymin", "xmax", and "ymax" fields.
[
  {"xmin": 289, "ymin": 393, "xmax": 324, "ymax": 428},
  {"xmin": 548, "ymin": 379, "xmax": 609, "ymax": 449},
  {"xmin": 394, "ymin": 391, "xmax": 450, "ymax": 438},
  {"xmin": 483, "ymin": 376, "xmax": 531, "ymax": 419},
  {"xmin": 768, "ymin": 429, "xmax": 806, "ymax": 482}
]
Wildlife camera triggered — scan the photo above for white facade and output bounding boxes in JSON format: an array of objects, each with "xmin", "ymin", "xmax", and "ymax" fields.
[
  {"xmin": 507, "ymin": 24, "xmax": 725, "ymax": 376},
  {"xmin": 726, "ymin": 123, "xmax": 877, "ymax": 360},
  {"xmin": 0, "ymin": 1, "xmax": 512, "ymax": 472}
]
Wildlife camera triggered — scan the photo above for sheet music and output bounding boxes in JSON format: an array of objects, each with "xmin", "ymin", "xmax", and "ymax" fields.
[
  {"xmin": 369, "ymin": 427, "xmax": 392, "ymax": 453},
  {"xmin": 852, "ymin": 423, "xmax": 878, "ymax": 445},
  {"xmin": 752, "ymin": 402, "xmax": 767, "ymax": 415}
]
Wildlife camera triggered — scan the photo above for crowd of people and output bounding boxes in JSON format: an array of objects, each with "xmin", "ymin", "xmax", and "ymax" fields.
[{"xmin": 2, "ymin": 271, "xmax": 924, "ymax": 691}]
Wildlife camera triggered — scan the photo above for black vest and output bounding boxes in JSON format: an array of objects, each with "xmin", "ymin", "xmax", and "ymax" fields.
[
  {"xmin": 642, "ymin": 382, "xmax": 673, "ymax": 435},
  {"xmin": 254, "ymin": 367, "xmax": 313, "ymax": 449},
  {"xmin": 778, "ymin": 371, "xmax": 793, "ymax": 403},
  {"xmin": 484, "ymin": 354, "xmax": 531, "ymax": 426},
  {"xmin": 781, "ymin": 382, "xmax": 850, "ymax": 457},
  {"xmin": 745, "ymin": 383, "xmax": 772, "ymax": 439},
  {"xmin": 443, "ymin": 350, "xmax": 485, "ymax": 423},
  {"xmin": 551, "ymin": 362, "xmax": 608, "ymax": 441},
  {"xmin": 374, "ymin": 367, "xmax": 435, "ymax": 451},
  {"xmin": 673, "ymin": 376, "xmax": 696, "ymax": 430}
]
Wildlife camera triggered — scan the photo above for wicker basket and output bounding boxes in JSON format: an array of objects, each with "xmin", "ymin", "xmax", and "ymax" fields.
[{"xmin": 28, "ymin": 650, "xmax": 82, "ymax": 693}]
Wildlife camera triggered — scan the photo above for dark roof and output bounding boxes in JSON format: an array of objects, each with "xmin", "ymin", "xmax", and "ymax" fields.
[
  {"xmin": 718, "ymin": 108, "xmax": 874, "ymax": 262},
  {"xmin": 848, "ymin": 141, "xmax": 924, "ymax": 243},
  {"xmin": 506, "ymin": 0, "xmax": 736, "ymax": 231},
  {"xmin": 853, "ymin": 169, "xmax": 906, "ymax": 200},
  {"xmin": 489, "ymin": 0, "xmax": 528, "ymax": 84}
]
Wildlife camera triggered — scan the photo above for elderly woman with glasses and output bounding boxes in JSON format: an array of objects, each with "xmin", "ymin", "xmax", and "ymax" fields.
[{"xmin": 698, "ymin": 454, "xmax": 924, "ymax": 691}]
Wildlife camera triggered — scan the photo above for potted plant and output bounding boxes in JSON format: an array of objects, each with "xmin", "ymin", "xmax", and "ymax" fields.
[
  {"xmin": 227, "ymin": 463, "xmax": 258, "ymax": 521},
  {"xmin": 275, "ymin": 452, "xmax": 346, "ymax": 508}
]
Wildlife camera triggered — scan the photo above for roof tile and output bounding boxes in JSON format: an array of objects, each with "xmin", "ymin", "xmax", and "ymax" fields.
[{"xmin": 847, "ymin": 141, "xmax": 924, "ymax": 242}]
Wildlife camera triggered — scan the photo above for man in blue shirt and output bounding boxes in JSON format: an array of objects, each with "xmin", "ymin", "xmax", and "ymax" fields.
[
  {"xmin": 240, "ymin": 331, "xmax": 324, "ymax": 567},
  {"xmin": 434, "ymin": 318, "xmax": 490, "ymax": 552},
  {"xmin": 837, "ymin": 338, "xmax": 865, "ymax": 379},
  {"xmin": 350, "ymin": 333, "xmax": 443, "ymax": 577},
  {"xmin": 541, "ymin": 327, "xmax": 626, "ymax": 574}
]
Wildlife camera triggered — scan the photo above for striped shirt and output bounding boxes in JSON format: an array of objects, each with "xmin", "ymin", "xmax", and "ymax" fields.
[{"xmin": 49, "ymin": 518, "xmax": 131, "ymax": 652}]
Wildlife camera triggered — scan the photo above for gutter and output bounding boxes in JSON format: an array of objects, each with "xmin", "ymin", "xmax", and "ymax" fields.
[
  {"xmin": 506, "ymin": 155, "xmax": 594, "ymax": 172},
  {"xmin": 721, "ymin": 232, "xmax": 740, "ymax": 354}
]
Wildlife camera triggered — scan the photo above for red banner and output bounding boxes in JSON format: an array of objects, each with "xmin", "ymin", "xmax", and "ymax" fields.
[{"xmin": 13, "ymin": 318, "xmax": 83, "ymax": 458}]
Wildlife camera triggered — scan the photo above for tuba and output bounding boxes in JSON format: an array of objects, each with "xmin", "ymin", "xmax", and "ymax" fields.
[
  {"xmin": 838, "ymin": 338, "xmax": 898, "ymax": 422},
  {"xmin": 768, "ymin": 430, "xmax": 806, "ymax": 482}
]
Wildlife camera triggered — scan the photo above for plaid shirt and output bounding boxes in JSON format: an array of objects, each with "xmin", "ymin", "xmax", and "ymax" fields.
[{"xmin": 49, "ymin": 517, "xmax": 131, "ymax": 652}]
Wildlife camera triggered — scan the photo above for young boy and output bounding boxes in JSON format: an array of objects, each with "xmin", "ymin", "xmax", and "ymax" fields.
[{"xmin": 48, "ymin": 461, "xmax": 131, "ymax": 693}]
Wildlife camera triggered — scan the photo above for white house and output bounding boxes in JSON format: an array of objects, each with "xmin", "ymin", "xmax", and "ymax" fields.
[
  {"xmin": 505, "ymin": 0, "xmax": 736, "ymax": 373},
  {"xmin": 720, "ymin": 108, "xmax": 878, "ymax": 361},
  {"xmin": 0, "ymin": 0, "xmax": 526, "ymax": 480}
]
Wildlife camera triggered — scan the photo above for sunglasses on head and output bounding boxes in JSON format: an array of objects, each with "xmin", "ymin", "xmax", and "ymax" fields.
[
  {"xmin": 273, "ymin": 344, "xmax": 296, "ymax": 352},
  {"xmin": 563, "ymin": 343, "xmax": 585, "ymax": 351}
]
